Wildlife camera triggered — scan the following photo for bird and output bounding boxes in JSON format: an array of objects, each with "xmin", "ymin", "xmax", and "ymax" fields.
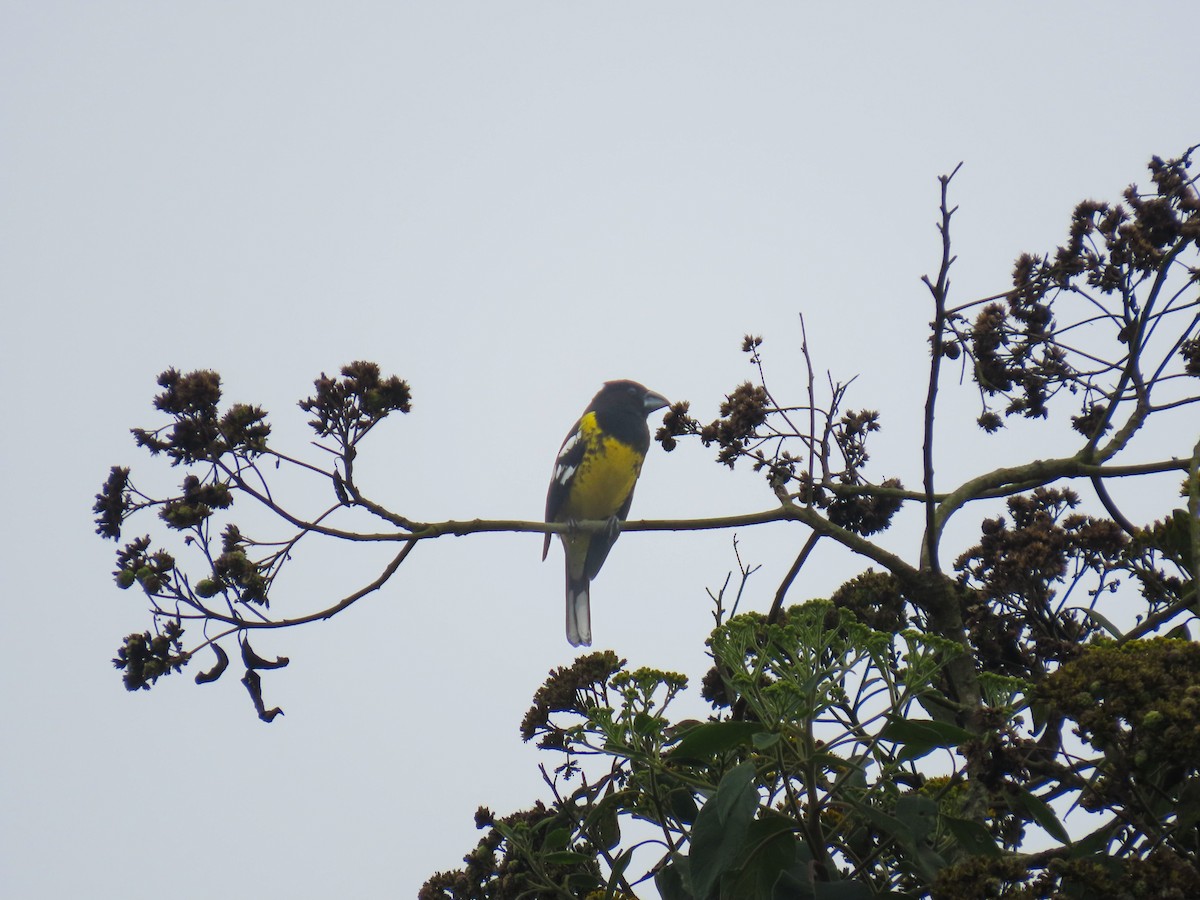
[{"xmin": 543, "ymin": 380, "xmax": 670, "ymax": 647}]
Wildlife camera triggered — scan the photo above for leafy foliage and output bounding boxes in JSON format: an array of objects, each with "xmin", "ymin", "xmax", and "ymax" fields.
[{"xmin": 93, "ymin": 151, "xmax": 1200, "ymax": 897}]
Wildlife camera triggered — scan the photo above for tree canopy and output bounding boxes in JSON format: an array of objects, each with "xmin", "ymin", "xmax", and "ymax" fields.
[{"xmin": 95, "ymin": 149, "xmax": 1200, "ymax": 898}]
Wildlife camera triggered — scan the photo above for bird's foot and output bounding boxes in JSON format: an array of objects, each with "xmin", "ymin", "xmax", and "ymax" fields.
[{"xmin": 603, "ymin": 515, "xmax": 621, "ymax": 541}]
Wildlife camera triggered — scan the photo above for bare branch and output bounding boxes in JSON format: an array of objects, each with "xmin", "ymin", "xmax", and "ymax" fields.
[{"xmin": 921, "ymin": 163, "xmax": 963, "ymax": 572}]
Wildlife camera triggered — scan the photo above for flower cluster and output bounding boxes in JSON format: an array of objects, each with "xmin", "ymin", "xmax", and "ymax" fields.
[{"xmin": 299, "ymin": 360, "xmax": 411, "ymax": 442}]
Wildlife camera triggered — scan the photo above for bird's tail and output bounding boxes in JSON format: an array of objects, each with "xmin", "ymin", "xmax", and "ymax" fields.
[{"xmin": 566, "ymin": 574, "xmax": 592, "ymax": 648}]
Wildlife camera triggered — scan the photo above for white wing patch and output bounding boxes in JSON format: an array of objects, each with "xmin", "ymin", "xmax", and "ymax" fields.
[
  {"xmin": 553, "ymin": 428, "xmax": 585, "ymax": 486},
  {"xmin": 558, "ymin": 429, "xmax": 583, "ymax": 458}
]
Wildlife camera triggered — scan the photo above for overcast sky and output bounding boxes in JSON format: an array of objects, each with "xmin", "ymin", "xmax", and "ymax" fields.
[{"xmin": 2, "ymin": 3, "xmax": 1196, "ymax": 897}]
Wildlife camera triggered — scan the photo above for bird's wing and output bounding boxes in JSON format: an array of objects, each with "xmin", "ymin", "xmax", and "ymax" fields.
[{"xmin": 543, "ymin": 417, "xmax": 587, "ymax": 558}]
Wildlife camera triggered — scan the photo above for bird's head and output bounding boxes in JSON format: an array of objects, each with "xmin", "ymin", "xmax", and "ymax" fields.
[{"xmin": 595, "ymin": 380, "xmax": 670, "ymax": 417}]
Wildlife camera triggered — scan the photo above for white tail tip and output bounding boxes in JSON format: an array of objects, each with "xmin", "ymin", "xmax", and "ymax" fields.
[{"xmin": 566, "ymin": 583, "xmax": 592, "ymax": 647}]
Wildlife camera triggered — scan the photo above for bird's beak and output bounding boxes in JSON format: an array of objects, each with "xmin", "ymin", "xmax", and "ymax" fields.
[{"xmin": 643, "ymin": 390, "xmax": 670, "ymax": 415}]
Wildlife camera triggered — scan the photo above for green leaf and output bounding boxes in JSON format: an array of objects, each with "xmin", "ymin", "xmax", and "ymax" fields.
[
  {"xmin": 745, "ymin": 809, "xmax": 798, "ymax": 844},
  {"xmin": 855, "ymin": 804, "xmax": 908, "ymax": 845},
  {"xmin": 718, "ymin": 813, "xmax": 799, "ymax": 900},
  {"xmin": 912, "ymin": 844, "xmax": 948, "ymax": 882},
  {"xmin": 940, "ymin": 815, "xmax": 1001, "ymax": 857},
  {"xmin": 878, "ymin": 718, "xmax": 972, "ymax": 760},
  {"xmin": 669, "ymin": 721, "xmax": 768, "ymax": 760},
  {"xmin": 1010, "ymin": 789, "xmax": 1070, "ymax": 845},
  {"xmin": 774, "ymin": 868, "xmax": 817, "ymax": 900},
  {"xmin": 544, "ymin": 827, "xmax": 571, "ymax": 852},
  {"xmin": 668, "ymin": 786, "xmax": 700, "ymax": 825},
  {"xmin": 656, "ymin": 854, "xmax": 692, "ymax": 900},
  {"xmin": 1028, "ymin": 699, "xmax": 1050, "ymax": 736},
  {"xmin": 1078, "ymin": 607, "xmax": 1122, "ymax": 639},
  {"xmin": 775, "ymin": 837, "xmax": 817, "ymax": 899},
  {"xmin": 633, "ymin": 711, "xmax": 663, "ymax": 735},
  {"xmin": 895, "ymin": 795, "xmax": 938, "ymax": 843},
  {"xmin": 542, "ymin": 850, "xmax": 590, "ymax": 865},
  {"xmin": 1065, "ymin": 820, "xmax": 1120, "ymax": 858},
  {"xmin": 604, "ymin": 848, "xmax": 635, "ymax": 900},
  {"xmin": 714, "ymin": 762, "xmax": 758, "ymax": 823},
  {"xmin": 752, "ymin": 731, "xmax": 782, "ymax": 751},
  {"xmin": 593, "ymin": 806, "xmax": 620, "ymax": 851},
  {"xmin": 690, "ymin": 762, "xmax": 759, "ymax": 900},
  {"xmin": 1168, "ymin": 509, "xmax": 1195, "ymax": 565},
  {"xmin": 719, "ymin": 864, "xmax": 772, "ymax": 900},
  {"xmin": 584, "ymin": 790, "xmax": 623, "ymax": 851},
  {"xmin": 856, "ymin": 799, "xmax": 944, "ymax": 881},
  {"xmin": 1174, "ymin": 777, "xmax": 1200, "ymax": 829},
  {"xmin": 813, "ymin": 882, "xmax": 880, "ymax": 899}
]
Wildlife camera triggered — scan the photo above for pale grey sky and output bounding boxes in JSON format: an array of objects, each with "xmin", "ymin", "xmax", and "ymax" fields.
[{"xmin": 2, "ymin": 3, "xmax": 1195, "ymax": 897}]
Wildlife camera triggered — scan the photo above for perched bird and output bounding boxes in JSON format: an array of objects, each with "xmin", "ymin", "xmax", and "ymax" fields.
[{"xmin": 543, "ymin": 380, "xmax": 670, "ymax": 647}]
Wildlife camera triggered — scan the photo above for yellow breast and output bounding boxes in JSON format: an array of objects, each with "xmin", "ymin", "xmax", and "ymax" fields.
[{"xmin": 558, "ymin": 413, "xmax": 644, "ymax": 521}]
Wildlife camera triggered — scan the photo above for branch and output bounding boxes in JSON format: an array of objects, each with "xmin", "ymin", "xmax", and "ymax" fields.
[
  {"xmin": 766, "ymin": 531, "xmax": 822, "ymax": 625},
  {"xmin": 1090, "ymin": 475, "xmax": 1139, "ymax": 537},
  {"xmin": 210, "ymin": 450, "xmax": 1186, "ymax": 595},
  {"xmin": 416, "ymin": 507, "xmax": 795, "ymax": 539},
  {"xmin": 1190, "ymin": 436, "xmax": 1200, "ymax": 599},
  {"xmin": 932, "ymin": 456, "xmax": 1190, "ymax": 547},
  {"xmin": 183, "ymin": 541, "xmax": 416, "ymax": 630},
  {"xmin": 944, "ymin": 287, "xmax": 1017, "ymax": 317},
  {"xmin": 920, "ymin": 162, "xmax": 963, "ymax": 573},
  {"xmin": 800, "ymin": 313, "xmax": 818, "ymax": 494},
  {"xmin": 1118, "ymin": 584, "xmax": 1198, "ymax": 644},
  {"xmin": 1089, "ymin": 240, "xmax": 1191, "ymax": 461},
  {"xmin": 776, "ymin": 495, "xmax": 920, "ymax": 581},
  {"xmin": 221, "ymin": 461, "xmax": 421, "ymax": 542}
]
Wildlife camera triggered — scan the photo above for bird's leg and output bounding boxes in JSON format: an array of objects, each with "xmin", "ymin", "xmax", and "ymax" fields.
[
  {"xmin": 564, "ymin": 517, "xmax": 580, "ymax": 538},
  {"xmin": 603, "ymin": 515, "xmax": 622, "ymax": 542}
]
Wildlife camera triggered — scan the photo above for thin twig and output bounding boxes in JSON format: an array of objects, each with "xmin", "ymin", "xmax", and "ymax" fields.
[{"xmin": 920, "ymin": 162, "xmax": 962, "ymax": 572}]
